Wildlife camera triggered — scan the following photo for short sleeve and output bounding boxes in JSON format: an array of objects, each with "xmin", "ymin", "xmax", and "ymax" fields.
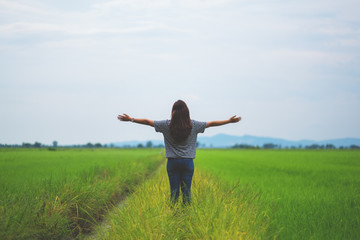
[
  {"xmin": 193, "ymin": 120, "xmax": 206, "ymax": 134},
  {"xmin": 154, "ymin": 120, "xmax": 169, "ymax": 133}
]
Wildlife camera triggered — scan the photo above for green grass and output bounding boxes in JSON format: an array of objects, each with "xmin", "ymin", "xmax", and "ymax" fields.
[
  {"xmin": 195, "ymin": 149, "xmax": 360, "ymax": 239},
  {"xmin": 2, "ymin": 148, "xmax": 359, "ymax": 239},
  {"xmin": 0, "ymin": 148, "xmax": 164, "ymax": 240}
]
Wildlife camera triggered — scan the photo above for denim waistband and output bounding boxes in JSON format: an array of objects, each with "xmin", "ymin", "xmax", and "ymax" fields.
[{"xmin": 168, "ymin": 158, "xmax": 193, "ymax": 161}]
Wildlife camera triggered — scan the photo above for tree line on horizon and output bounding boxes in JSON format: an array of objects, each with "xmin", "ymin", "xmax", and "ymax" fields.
[
  {"xmin": 231, "ymin": 143, "xmax": 360, "ymax": 150},
  {"xmin": 1, "ymin": 141, "xmax": 360, "ymax": 150}
]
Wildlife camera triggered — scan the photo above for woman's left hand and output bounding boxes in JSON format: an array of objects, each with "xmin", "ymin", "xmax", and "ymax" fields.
[{"xmin": 229, "ymin": 115, "xmax": 241, "ymax": 123}]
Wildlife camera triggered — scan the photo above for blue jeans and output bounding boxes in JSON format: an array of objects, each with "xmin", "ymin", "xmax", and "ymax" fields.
[{"xmin": 167, "ymin": 158, "xmax": 194, "ymax": 205}]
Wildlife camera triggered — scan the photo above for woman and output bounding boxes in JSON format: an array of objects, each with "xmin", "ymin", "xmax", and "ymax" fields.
[{"xmin": 117, "ymin": 100, "xmax": 241, "ymax": 205}]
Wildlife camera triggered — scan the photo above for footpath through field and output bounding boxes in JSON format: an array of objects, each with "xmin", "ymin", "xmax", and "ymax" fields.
[{"xmin": 86, "ymin": 163, "xmax": 272, "ymax": 240}]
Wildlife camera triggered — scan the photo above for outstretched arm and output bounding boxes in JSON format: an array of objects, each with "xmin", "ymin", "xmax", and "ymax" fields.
[
  {"xmin": 117, "ymin": 114, "xmax": 154, "ymax": 127},
  {"xmin": 206, "ymin": 115, "xmax": 241, "ymax": 128}
]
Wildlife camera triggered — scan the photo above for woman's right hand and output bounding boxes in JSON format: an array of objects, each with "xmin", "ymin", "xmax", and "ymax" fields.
[{"xmin": 118, "ymin": 114, "xmax": 132, "ymax": 121}]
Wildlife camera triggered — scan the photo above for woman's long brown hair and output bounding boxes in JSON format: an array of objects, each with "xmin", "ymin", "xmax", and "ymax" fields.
[{"xmin": 170, "ymin": 100, "xmax": 193, "ymax": 143}]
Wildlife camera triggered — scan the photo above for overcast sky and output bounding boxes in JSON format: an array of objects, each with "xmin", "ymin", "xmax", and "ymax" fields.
[{"xmin": 1, "ymin": 0, "xmax": 359, "ymax": 145}]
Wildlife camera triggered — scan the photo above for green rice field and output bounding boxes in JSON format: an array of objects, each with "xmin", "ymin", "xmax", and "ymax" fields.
[
  {"xmin": 0, "ymin": 148, "xmax": 164, "ymax": 239},
  {"xmin": 195, "ymin": 149, "xmax": 360, "ymax": 239},
  {"xmin": 1, "ymin": 148, "xmax": 359, "ymax": 239}
]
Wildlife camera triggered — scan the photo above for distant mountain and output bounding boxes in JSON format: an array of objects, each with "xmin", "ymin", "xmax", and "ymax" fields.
[{"xmin": 110, "ymin": 134, "xmax": 360, "ymax": 148}]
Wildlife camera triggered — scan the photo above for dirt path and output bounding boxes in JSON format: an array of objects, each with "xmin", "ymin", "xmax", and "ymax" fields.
[
  {"xmin": 82, "ymin": 162, "xmax": 165, "ymax": 240},
  {"xmin": 83, "ymin": 201, "xmax": 126, "ymax": 240}
]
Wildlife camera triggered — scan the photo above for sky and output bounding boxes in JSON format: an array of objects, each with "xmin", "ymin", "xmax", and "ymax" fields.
[{"xmin": 1, "ymin": 0, "xmax": 360, "ymax": 145}]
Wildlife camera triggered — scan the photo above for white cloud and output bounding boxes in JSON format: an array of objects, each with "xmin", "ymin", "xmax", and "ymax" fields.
[
  {"xmin": 0, "ymin": 21, "xmax": 183, "ymax": 37},
  {"xmin": 92, "ymin": 0, "xmax": 171, "ymax": 11},
  {"xmin": 330, "ymin": 38, "xmax": 360, "ymax": 47},
  {"xmin": 318, "ymin": 26, "xmax": 360, "ymax": 36},
  {"xmin": 261, "ymin": 49, "xmax": 354, "ymax": 66},
  {"xmin": 0, "ymin": 0, "xmax": 54, "ymax": 16},
  {"xmin": 92, "ymin": 0, "xmax": 236, "ymax": 11}
]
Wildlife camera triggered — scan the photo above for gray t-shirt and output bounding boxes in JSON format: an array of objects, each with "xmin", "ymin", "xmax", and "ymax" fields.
[{"xmin": 154, "ymin": 120, "xmax": 207, "ymax": 159}]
